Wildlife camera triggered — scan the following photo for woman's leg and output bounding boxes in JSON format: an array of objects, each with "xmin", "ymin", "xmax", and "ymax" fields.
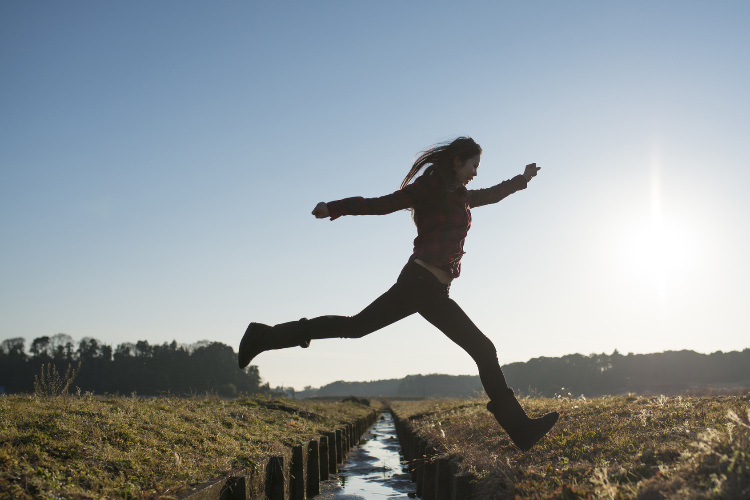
[
  {"xmin": 239, "ymin": 262, "xmax": 430, "ymax": 368},
  {"xmin": 304, "ymin": 276, "xmax": 422, "ymax": 341},
  {"xmin": 417, "ymin": 297, "xmax": 510, "ymax": 401},
  {"xmin": 418, "ymin": 292, "xmax": 559, "ymax": 451}
]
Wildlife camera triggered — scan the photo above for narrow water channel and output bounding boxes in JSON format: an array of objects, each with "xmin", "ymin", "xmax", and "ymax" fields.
[{"xmin": 317, "ymin": 412, "xmax": 416, "ymax": 499}]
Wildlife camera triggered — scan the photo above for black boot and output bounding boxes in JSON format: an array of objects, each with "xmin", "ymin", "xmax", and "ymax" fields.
[
  {"xmin": 486, "ymin": 388, "xmax": 559, "ymax": 451},
  {"xmin": 238, "ymin": 318, "xmax": 311, "ymax": 369}
]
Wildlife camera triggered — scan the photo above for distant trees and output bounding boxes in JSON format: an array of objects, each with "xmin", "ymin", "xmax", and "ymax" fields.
[
  {"xmin": 310, "ymin": 349, "xmax": 750, "ymax": 398},
  {"xmin": 398, "ymin": 374, "xmax": 484, "ymax": 398},
  {"xmin": 313, "ymin": 375, "xmax": 482, "ymax": 398},
  {"xmin": 0, "ymin": 335, "xmax": 271, "ymax": 396},
  {"xmin": 316, "ymin": 378, "xmax": 401, "ymax": 397},
  {"xmin": 3, "ymin": 337, "xmax": 749, "ymax": 398},
  {"xmin": 503, "ymin": 349, "xmax": 750, "ymax": 396}
]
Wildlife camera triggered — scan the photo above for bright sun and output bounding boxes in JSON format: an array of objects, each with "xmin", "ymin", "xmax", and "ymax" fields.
[
  {"xmin": 620, "ymin": 217, "xmax": 697, "ymax": 296},
  {"xmin": 618, "ymin": 160, "xmax": 700, "ymax": 296}
]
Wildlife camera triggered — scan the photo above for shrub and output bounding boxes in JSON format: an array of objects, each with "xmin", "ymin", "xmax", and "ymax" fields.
[{"xmin": 33, "ymin": 361, "xmax": 82, "ymax": 397}]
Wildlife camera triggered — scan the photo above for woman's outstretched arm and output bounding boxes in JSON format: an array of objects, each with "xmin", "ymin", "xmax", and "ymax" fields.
[
  {"xmin": 468, "ymin": 163, "xmax": 540, "ymax": 208},
  {"xmin": 312, "ymin": 174, "xmax": 439, "ymax": 220}
]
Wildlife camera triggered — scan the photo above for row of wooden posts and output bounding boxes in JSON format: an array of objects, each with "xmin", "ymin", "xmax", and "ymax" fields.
[
  {"xmin": 392, "ymin": 411, "xmax": 477, "ymax": 500},
  {"xmin": 178, "ymin": 409, "xmax": 379, "ymax": 500}
]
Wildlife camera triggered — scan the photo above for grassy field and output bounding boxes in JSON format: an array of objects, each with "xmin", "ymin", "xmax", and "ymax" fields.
[
  {"xmin": 391, "ymin": 393, "xmax": 750, "ymax": 499},
  {"xmin": 0, "ymin": 393, "xmax": 377, "ymax": 499}
]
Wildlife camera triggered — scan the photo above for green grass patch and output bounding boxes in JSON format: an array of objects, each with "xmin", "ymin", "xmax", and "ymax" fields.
[
  {"xmin": 392, "ymin": 394, "xmax": 750, "ymax": 499},
  {"xmin": 0, "ymin": 394, "xmax": 377, "ymax": 499}
]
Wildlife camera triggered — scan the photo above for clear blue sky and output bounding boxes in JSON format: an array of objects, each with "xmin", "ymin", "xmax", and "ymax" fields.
[{"xmin": 2, "ymin": 2, "xmax": 749, "ymax": 390}]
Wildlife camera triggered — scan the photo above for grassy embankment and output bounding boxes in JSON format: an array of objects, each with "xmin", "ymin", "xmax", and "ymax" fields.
[
  {"xmin": 392, "ymin": 393, "xmax": 750, "ymax": 499},
  {"xmin": 0, "ymin": 393, "xmax": 378, "ymax": 499}
]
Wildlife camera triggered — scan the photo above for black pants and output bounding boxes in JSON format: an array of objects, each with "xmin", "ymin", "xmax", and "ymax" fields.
[{"xmin": 304, "ymin": 260, "xmax": 510, "ymax": 401}]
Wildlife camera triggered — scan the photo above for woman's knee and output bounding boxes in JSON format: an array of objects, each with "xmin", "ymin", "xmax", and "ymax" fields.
[{"xmin": 468, "ymin": 336, "xmax": 499, "ymax": 366}]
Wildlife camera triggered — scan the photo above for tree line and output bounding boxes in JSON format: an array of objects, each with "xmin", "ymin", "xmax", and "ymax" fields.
[
  {"xmin": 503, "ymin": 348, "xmax": 750, "ymax": 396},
  {"xmin": 3, "ymin": 336, "xmax": 747, "ymax": 398},
  {"xmin": 312, "ymin": 375, "xmax": 484, "ymax": 398},
  {"xmin": 307, "ymin": 349, "xmax": 750, "ymax": 398},
  {"xmin": 0, "ymin": 334, "xmax": 271, "ymax": 397}
]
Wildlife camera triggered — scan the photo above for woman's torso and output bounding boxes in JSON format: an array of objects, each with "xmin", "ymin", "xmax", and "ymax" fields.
[{"xmin": 411, "ymin": 184, "xmax": 471, "ymax": 283}]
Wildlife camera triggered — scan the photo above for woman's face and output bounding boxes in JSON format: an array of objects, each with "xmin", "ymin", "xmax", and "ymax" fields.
[{"xmin": 453, "ymin": 154, "xmax": 481, "ymax": 186}]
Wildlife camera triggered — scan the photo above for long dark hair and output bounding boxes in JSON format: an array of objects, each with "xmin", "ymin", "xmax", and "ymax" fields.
[{"xmin": 401, "ymin": 136, "xmax": 482, "ymax": 223}]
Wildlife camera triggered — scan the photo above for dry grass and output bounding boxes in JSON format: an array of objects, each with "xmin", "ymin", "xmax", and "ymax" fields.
[
  {"xmin": 33, "ymin": 362, "xmax": 82, "ymax": 397},
  {"xmin": 671, "ymin": 386, "xmax": 750, "ymax": 398},
  {"xmin": 391, "ymin": 393, "xmax": 750, "ymax": 499},
  {"xmin": 0, "ymin": 393, "xmax": 377, "ymax": 499}
]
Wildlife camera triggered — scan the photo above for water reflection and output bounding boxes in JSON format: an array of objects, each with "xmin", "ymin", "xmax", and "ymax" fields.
[{"xmin": 318, "ymin": 411, "xmax": 415, "ymax": 499}]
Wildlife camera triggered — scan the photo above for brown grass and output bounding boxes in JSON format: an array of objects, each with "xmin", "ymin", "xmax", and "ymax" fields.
[
  {"xmin": 391, "ymin": 394, "xmax": 750, "ymax": 499},
  {"xmin": 0, "ymin": 393, "xmax": 378, "ymax": 499}
]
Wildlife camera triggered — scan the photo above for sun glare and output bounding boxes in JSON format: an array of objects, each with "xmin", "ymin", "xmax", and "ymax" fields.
[
  {"xmin": 618, "ymin": 157, "xmax": 699, "ymax": 297},
  {"xmin": 620, "ymin": 219, "xmax": 697, "ymax": 296}
]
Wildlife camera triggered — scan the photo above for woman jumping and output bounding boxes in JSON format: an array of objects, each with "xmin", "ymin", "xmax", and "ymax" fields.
[{"xmin": 238, "ymin": 137, "xmax": 559, "ymax": 451}]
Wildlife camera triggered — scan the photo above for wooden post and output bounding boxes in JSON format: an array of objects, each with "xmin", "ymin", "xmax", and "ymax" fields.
[
  {"xmin": 416, "ymin": 439, "xmax": 427, "ymax": 497},
  {"xmin": 307, "ymin": 439, "xmax": 320, "ymax": 496},
  {"xmin": 319, "ymin": 435, "xmax": 329, "ymax": 480},
  {"xmin": 324, "ymin": 431, "xmax": 337, "ymax": 474},
  {"xmin": 291, "ymin": 444, "xmax": 307, "ymax": 500},
  {"xmin": 435, "ymin": 457, "xmax": 451, "ymax": 500},
  {"xmin": 335, "ymin": 429, "xmax": 343, "ymax": 463},
  {"xmin": 422, "ymin": 446, "xmax": 436, "ymax": 500},
  {"xmin": 266, "ymin": 456, "xmax": 287, "ymax": 500}
]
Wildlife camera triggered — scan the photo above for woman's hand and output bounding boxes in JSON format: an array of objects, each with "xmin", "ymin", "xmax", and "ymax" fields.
[
  {"xmin": 312, "ymin": 202, "xmax": 330, "ymax": 219},
  {"xmin": 523, "ymin": 163, "xmax": 540, "ymax": 182}
]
